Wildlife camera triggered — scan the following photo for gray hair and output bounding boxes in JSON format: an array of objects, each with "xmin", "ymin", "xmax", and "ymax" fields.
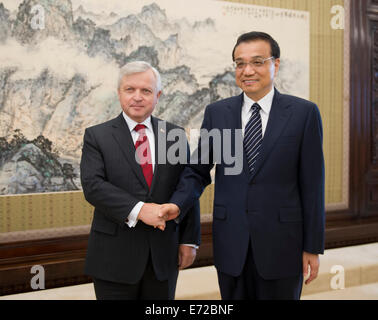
[{"xmin": 118, "ymin": 61, "xmax": 162, "ymax": 92}]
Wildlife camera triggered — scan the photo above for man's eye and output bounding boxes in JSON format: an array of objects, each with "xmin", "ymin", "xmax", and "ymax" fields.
[
  {"xmin": 143, "ymin": 89, "xmax": 152, "ymax": 94},
  {"xmin": 253, "ymin": 61, "xmax": 264, "ymax": 66}
]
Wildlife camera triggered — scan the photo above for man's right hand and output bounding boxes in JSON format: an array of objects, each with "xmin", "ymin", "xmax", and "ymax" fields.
[
  {"xmin": 138, "ymin": 203, "xmax": 166, "ymax": 230},
  {"xmin": 158, "ymin": 203, "xmax": 180, "ymax": 221}
]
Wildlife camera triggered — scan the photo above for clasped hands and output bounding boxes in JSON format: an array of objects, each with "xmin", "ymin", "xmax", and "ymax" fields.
[{"xmin": 138, "ymin": 203, "xmax": 180, "ymax": 231}]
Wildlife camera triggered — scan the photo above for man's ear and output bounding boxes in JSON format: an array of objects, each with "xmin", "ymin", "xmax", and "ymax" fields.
[{"xmin": 274, "ymin": 58, "xmax": 280, "ymax": 77}]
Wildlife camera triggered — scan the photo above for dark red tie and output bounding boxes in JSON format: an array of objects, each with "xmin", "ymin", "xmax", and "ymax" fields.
[{"xmin": 134, "ymin": 124, "xmax": 153, "ymax": 188}]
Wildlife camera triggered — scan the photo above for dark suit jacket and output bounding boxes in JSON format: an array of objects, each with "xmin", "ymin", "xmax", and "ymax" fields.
[
  {"xmin": 170, "ymin": 89, "xmax": 325, "ymax": 280},
  {"xmin": 80, "ymin": 113, "xmax": 200, "ymax": 284}
]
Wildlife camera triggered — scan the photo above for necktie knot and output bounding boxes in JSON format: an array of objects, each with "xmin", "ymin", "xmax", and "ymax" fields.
[
  {"xmin": 134, "ymin": 124, "xmax": 146, "ymax": 132},
  {"xmin": 251, "ymin": 103, "xmax": 261, "ymax": 113}
]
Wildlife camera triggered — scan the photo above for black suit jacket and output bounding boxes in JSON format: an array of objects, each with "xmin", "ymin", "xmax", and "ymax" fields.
[
  {"xmin": 80, "ymin": 113, "xmax": 200, "ymax": 284},
  {"xmin": 170, "ymin": 89, "xmax": 325, "ymax": 280}
]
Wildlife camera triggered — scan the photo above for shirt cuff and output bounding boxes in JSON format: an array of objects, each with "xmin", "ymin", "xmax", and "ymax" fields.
[
  {"xmin": 181, "ymin": 244, "xmax": 199, "ymax": 250},
  {"xmin": 126, "ymin": 201, "xmax": 144, "ymax": 228}
]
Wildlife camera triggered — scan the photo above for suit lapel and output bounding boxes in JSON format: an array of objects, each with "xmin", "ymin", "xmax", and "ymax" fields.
[
  {"xmin": 149, "ymin": 116, "xmax": 162, "ymax": 194},
  {"xmin": 226, "ymin": 94, "xmax": 250, "ymax": 182},
  {"xmin": 228, "ymin": 93, "xmax": 243, "ymax": 130},
  {"xmin": 248, "ymin": 89, "xmax": 292, "ymax": 183},
  {"xmin": 111, "ymin": 113, "xmax": 149, "ymax": 190}
]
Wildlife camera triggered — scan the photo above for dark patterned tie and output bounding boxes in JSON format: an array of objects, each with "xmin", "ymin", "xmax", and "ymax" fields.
[
  {"xmin": 244, "ymin": 103, "xmax": 263, "ymax": 173},
  {"xmin": 134, "ymin": 124, "xmax": 153, "ymax": 188}
]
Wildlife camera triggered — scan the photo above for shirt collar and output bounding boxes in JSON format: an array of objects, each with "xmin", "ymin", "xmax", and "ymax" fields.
[
  {"xmin": 243, "ymin": 86, "xmax": 275, "ymax": 114},
  {"xmin": 122, "ymin": 112, "xmax": 152, "ymax": 132}
]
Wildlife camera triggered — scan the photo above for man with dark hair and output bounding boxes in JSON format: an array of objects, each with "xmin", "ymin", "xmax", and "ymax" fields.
[
  {"xmin": 231, "ymin": 31, "xmax": 281, "ymax": 60},
  {"xmin": 163, "ymin": 31, "xmax": 325, "ymax": 300}
]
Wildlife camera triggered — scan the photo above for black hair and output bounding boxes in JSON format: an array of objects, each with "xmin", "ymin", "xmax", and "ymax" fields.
[{"xmin": 232, "ymin": 31, "xmax": 281, "ymax": 61}]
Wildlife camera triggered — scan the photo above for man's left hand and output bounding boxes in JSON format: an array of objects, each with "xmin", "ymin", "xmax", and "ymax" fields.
[
  {"xmin": 178, "ymin": 245, "xmax": 197, "ymax": 270},
  {"xmin": 303, "ymin": 251, "xmax": 320, "ymax": 285}
]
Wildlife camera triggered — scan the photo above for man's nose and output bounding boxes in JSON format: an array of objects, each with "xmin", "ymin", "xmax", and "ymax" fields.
[
  {"xmin": 243, "ymin": 63, "xmax": 256, "ymax": 75},
  {"xmin": 133, "ymin": 90, "xmax": 143, "ymax": 101}
]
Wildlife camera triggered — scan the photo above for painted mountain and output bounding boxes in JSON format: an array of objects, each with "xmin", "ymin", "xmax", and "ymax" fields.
[{"xmin": 0, "ymin": 0, "xmax": 307, "ymax": 195}]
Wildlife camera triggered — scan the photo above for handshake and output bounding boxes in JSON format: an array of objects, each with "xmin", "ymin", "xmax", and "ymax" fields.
[{"xmin": 138, "ymin": 203, "xmax": 180, "ymax": 231}]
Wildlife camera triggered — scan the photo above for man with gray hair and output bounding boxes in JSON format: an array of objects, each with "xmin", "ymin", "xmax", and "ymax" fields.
[{"xmin": 80, "ymin": 61, "xmax": 200, "ymax": 299}]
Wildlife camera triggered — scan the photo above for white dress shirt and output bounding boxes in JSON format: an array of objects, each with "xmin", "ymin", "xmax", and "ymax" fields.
[
  {"xmin": 123, "ymin": 113, "xmax": 198, "ymax": 249},
  {"xmin": 123, "ymin": 112, "xmax": 155, "ymax": 228},
  {"xmin": 241, "ymin": 87, "xmax": 275, "ymax": 136}
]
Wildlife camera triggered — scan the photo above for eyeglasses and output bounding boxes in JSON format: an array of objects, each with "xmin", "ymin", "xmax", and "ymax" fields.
[{"xmin": 234, "ymin": 57, "xmax": 274, "ymax": 70}]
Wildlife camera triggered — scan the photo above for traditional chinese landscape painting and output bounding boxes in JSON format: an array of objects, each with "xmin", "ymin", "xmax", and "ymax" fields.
[{"xmin": 0, "ymin": 0, "xmax": 309, "ymax": 195}]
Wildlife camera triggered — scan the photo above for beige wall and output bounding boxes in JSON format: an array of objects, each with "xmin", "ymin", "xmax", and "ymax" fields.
[{"xmin": 0, "ymin": 0, "xmax": 347, "ymax": 236}]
